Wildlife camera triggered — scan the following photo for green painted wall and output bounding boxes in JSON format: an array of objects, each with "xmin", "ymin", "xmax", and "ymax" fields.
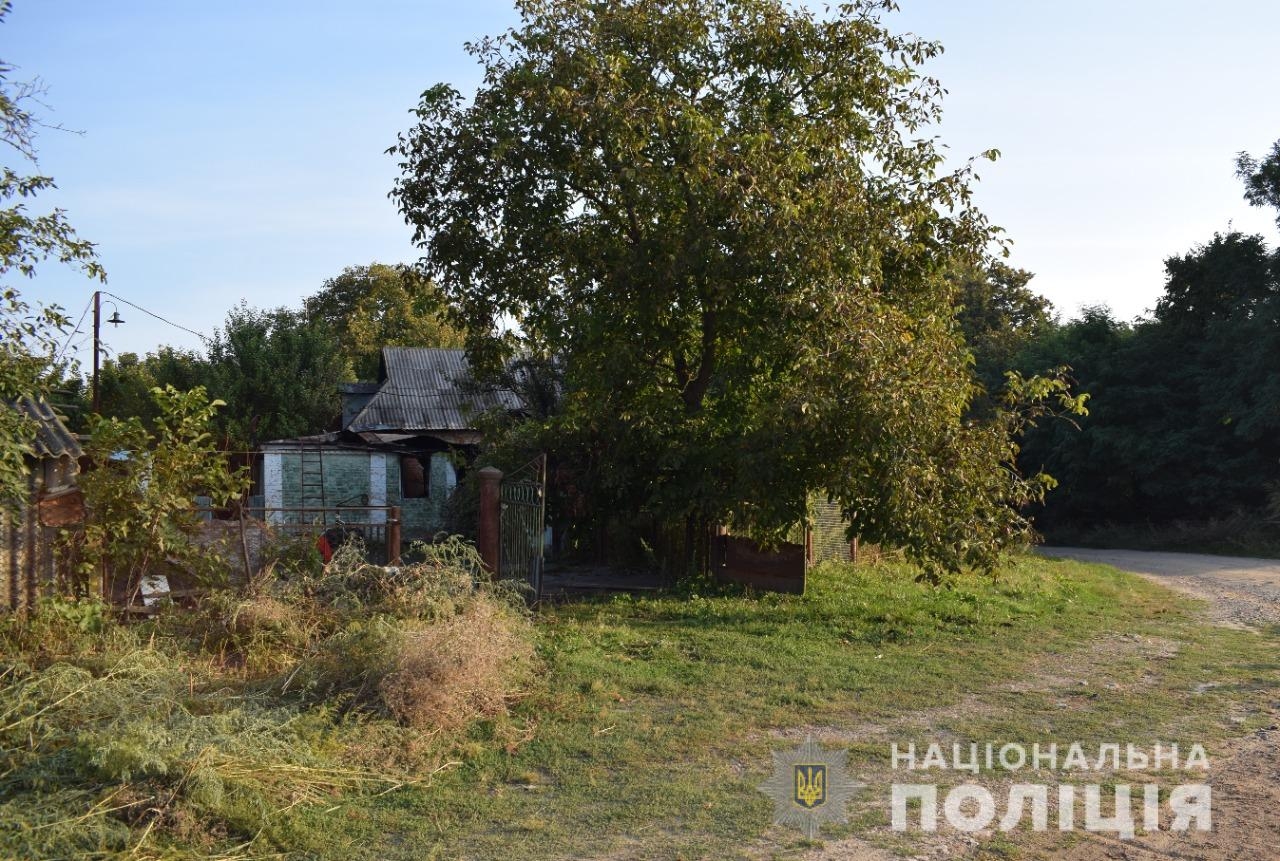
[
  {"xmin": 278, "ymin": 451, "xmax": 371, "ymax": 510},
  {"xmin": 275, "ymin": 450, "xmax": 455, "ymax": 541}
]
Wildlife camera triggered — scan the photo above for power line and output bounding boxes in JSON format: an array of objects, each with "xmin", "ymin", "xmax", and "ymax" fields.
[
  {"xmin": 103, "ymin": 290, "xmax": 211, "ymax": 344},
  {"xmin": 53, "ymin": 293, "xmax": 94, "ymax": 364}
]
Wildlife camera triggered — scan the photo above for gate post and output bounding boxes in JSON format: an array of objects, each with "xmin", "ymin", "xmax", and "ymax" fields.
[
  {"xmin": 387, "ymin": 506, "xmax": 402, "ymax": 566},
  {"xmin": 477, "ymin": 467, "xmax": 503, "ymax": 575}
]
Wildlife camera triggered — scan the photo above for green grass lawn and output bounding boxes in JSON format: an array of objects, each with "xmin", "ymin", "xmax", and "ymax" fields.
[
  {"xmin": 310, "ymin": 556, "xmax": 1279, "ymax": 860},
  {"xmin": 5, "ymin": 555, "xmax": 1276, "ymax": 860}
]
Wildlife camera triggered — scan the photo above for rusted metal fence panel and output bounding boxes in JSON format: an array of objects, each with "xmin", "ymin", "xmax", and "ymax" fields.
[
  {"xmin": 711, "ymin": 534, "xmax": 807, "ymax": 594},
  {"xmin": 809, "ymin": 496, "xmax": 858, "ymax": 564}
]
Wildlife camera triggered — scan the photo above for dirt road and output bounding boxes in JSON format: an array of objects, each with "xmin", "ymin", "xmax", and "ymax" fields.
[
  {"xmin": 1035, "ymin": 546, "xmax": 1280, "ymax": 860},
  {"xmin": 790, "ymin": 548, "xmax": 1280, "ymax": 861},
  {"xmin": 1039, "ymin": 547, "xmax": 1280, "ymax": 629}
]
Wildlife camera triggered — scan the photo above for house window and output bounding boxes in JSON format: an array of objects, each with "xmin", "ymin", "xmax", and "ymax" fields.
[{"xmin": 401, "ymin": 455, "xmax": 428, "ymax": 499}]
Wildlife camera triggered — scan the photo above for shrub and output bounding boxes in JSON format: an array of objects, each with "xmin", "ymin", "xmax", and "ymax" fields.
[
  {"xmin": 257, "ymin": 528, "xmax": 324, "ymax": 581},
  {"xmin": 72, "ymin": 386, "xmax": 249, "ymax": 599}
]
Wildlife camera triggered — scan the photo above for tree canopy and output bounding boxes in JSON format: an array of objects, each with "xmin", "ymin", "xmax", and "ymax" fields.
[
  {"xmin": 1236, "ymin": 139, "xmax": 1280, "ymax": 228},
  {"xmin": 953, "ymin": 261, "xmax": 1054, "ymax": 397},
  {"xmin": 391, "ymin": 0, "xmax": 1079, "ymax": 573},
  {"xmin": 303, "ymin": 263, "xmax": 463, "ymax": 380}
]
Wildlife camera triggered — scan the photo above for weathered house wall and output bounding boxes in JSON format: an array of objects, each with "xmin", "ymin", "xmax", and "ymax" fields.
[
  {"xmin": 262, "ymin": 448, "xmax": 457, "ymax": 541},
  {"xmin": 390, "ymin": 452, "xmax": 458, "ymax": 538}
]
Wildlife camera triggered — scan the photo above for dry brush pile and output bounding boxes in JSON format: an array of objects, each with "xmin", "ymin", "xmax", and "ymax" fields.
[{"xmin": 0, "ymin": 536, "xmax": 536, "ymax": 859}]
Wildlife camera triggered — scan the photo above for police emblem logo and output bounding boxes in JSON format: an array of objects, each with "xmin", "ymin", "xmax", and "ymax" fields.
[
  {"xmin": 760, "ymin": 736, "xmax": 862, "ymax": 838},
  {"xmin": 794, "ymin": 764, "xmax": 826, "ymax": 809}
]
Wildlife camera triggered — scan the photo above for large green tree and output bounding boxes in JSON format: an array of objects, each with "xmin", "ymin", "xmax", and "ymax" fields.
[
  {"xmin": 204, "ymin": 305, "xmax": 348, "ymax": 448},
  {"xmin": 391, "ymin": 0, "xmax": 1080, "ymax": 573},
  {"xmin": 0, "ymin": 1, "xmax": 103, "ymax": 502},
  {"xmin": 303, "ymin": 263, "xmax": 464, "ymax": 379}
]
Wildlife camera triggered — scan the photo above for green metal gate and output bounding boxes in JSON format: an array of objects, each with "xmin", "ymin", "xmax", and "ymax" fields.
[{"xmin": 499, "ymin": 454, "xmax": 546, "ymax": 601}]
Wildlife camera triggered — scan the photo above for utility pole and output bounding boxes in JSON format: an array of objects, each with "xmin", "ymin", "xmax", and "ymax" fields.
[
  {"xmin": 90, "ymin": 291, "xmax": 123, "ymax": 414},
  {"xmin": 91, "ymin": 290, "xmax": 101, "ymax": 414}
]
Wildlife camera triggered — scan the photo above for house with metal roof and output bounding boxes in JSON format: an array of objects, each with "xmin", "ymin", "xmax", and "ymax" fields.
[{"xmin": 259, "ymin": 347, "xmax": 522, "ymax": 543}]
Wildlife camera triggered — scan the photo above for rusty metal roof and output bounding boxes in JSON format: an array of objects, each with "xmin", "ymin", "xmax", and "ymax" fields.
[
  {"xmin": 346, "ymin": 348, "xmax": 521, "ymax": 434},
  {"xmin": 14, "ymin": 396, "xmax": 83, "ymax": 459}
]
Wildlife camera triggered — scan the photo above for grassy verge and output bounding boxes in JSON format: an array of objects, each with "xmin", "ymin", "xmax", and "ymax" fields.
[
  {"xmin": 3, "ymin": 554, "xmax": 1276, "ymax": 859},
  {"xmin": 331, "ymin": 556, "xmax": 1279, "ymax": 860}
]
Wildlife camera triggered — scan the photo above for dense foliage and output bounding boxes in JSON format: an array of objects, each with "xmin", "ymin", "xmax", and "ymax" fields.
[
  {"xmin": 71, "ymin": 386, "xmax": 250, "ymax": 598},
  {"xmin": 391, "ymin": 0, "xmax": 1083, "ymax": 574},
  {"xmin": 304, "ymin": 262, "xmax": 464, "ymax": 379}
]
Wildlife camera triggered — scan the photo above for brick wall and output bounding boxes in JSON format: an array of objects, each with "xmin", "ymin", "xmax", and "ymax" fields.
[
  {"xmin": 278, "ymin": 451, "xmax": 372, "ymax": 510},
  {"xmin": 388, "ymin": 453, "xmax": 455, "ymax": 541}
]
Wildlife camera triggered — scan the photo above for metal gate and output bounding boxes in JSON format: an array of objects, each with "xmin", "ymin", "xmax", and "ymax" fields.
[{"xmin": 499, "ymin": 454, "xmax": 546, "ymax": 601}]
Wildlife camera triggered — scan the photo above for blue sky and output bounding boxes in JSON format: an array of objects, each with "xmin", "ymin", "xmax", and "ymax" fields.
[{"xmin": 9, "ymin": 1, "xmax": 1280, "ymax": 365}]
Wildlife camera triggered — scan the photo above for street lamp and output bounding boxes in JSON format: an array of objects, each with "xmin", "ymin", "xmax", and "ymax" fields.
[{"xmin": 91, "ymin": 290, "xmax": 124, "ymax": 413}]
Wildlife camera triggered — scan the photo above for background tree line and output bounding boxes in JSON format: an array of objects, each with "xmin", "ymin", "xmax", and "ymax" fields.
[{"xmin": 961, "ymin": 140, "xmax": 1280, "ymax": 552}]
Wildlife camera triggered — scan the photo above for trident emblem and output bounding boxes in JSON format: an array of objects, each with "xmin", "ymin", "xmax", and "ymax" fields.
[{"xmin": 794, "ymin": 764, "xmax": 827, "ymax": 809}]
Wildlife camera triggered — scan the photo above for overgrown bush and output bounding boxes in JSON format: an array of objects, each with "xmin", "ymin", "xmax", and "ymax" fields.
[{"xmin": 71, "ymin": 385, "xmax": 249, "ymax": 600}]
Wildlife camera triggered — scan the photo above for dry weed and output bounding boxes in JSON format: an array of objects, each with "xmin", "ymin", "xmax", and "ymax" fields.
[{"xmin": 379, "ymin": 596, "xmax": 534, "ymax": 731}]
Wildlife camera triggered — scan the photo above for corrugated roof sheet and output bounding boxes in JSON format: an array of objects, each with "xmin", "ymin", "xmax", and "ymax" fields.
[
  {"xmin": 346, "ymin": 348, "xmax": 522, "ymax": 433},
  {"xmin": 14, "ymin": 397, "xmax": 82, "ymax": 459}
]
